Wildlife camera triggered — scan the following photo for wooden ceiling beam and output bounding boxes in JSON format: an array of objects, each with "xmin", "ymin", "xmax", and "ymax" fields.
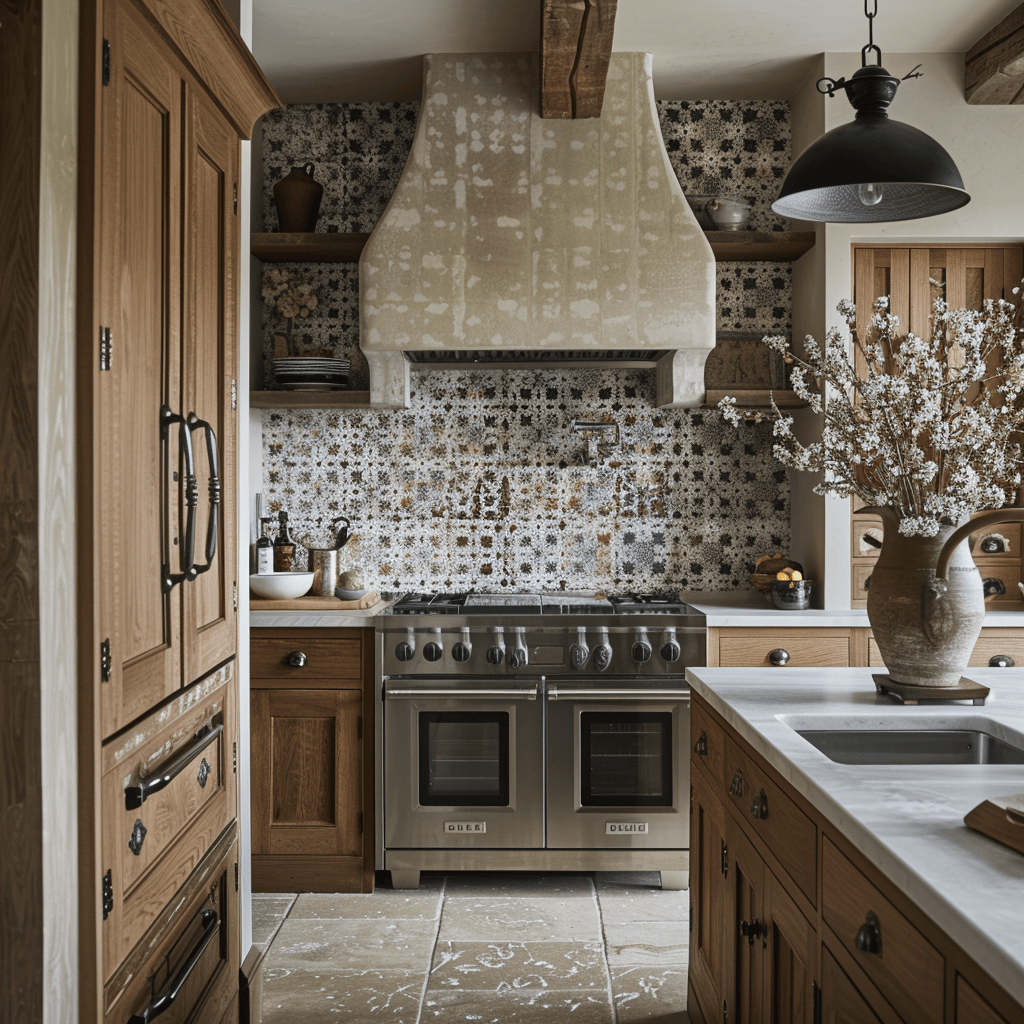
[
  {"xmin": 540, "ymin": 0, "xmax": 618, "ymax": 119},
  {"xmin": 965, "ymin": 1, "xmax": 1024, "ymax": 104}
]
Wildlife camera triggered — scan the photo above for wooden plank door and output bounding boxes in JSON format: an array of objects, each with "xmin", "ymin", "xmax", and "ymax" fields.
[
  {"xmin": 181, "ymin": 85, "xmax": 239, "ymax": 686},
  {"xmin": 98, "ymin": 0, "xmax": 183, "ymax": 738}
]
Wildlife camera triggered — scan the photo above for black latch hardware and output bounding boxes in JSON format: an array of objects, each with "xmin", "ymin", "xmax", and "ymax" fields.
[
  {"xmin": 100, "ymin": 326, "xmax": 112, "ymax": 371},
  {"xmin": 100, "ymin": 638, "xmax": 111, "ymax": 682},
  {"xmin": 102, "ymin": 869, "xmax": 113, "ymax": 919},
  {"xmin": 102, "ymin": 39, "xmax": 110, "ymax": 87}
]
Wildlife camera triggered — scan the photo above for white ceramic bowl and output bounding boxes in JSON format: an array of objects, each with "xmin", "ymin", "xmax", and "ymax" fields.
[
  {"xmin": 250, "ymin": 571, "xmax": 314, "ymax": 600},
  {"xmin": 335, "ymin": 586, "xmax": 369, "ymax": 601}
]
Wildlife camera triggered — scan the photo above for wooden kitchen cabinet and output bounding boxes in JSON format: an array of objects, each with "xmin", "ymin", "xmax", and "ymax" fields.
[
  {"xmin": 250, "ymin": 628, "xmax": 375, "ymax": 893},
  {"xmin": 688, "ymin": 693, "xmax": 1024, "ymax": 1024},
  {"xmin": 77, "ymin": 0, "xmax": 276, "ymax": 1019}
]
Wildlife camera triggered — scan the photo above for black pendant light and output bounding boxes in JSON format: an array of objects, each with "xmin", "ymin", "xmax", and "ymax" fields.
[{"xmin": 772, "ymin": 0, "xmax": 970, "ymax": 223}]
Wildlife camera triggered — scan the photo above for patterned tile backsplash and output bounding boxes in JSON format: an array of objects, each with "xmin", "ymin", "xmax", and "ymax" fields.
[{"xmin": 259, "ymin": 98, "xmax": 793, "ymax": 593}]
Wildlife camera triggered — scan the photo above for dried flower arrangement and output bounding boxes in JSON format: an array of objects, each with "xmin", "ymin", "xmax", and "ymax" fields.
[
  {"xmin": 721, "ymin": 288, "xmax": 1024, "ymax": 538},
  {"xmin": 261, "ymin": 267, "xmax": 322, "ymax": 356}
]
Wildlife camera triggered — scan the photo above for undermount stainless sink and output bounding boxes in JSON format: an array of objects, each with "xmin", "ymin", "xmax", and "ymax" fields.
[{"xmin": 795, "ymin": 728, "xmax": 1024, "ymax": 765}]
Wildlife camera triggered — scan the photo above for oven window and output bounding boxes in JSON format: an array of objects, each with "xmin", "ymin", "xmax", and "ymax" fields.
[
  {"xmin": 418, "ymin": 711, "xmax": 510, "ymax": 806},
  {"xmin": 579, "ymin": 711, "xmax": 672, "ymax": 807}
]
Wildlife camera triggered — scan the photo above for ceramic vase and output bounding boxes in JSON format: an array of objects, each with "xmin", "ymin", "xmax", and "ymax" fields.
[
  {"xmin": 273, "ymin": 162, "xmax": 323, "ymax": 232},
  {"xmin": 865, "ymin": 507, "xmax": 1024, "ymax": 687}
]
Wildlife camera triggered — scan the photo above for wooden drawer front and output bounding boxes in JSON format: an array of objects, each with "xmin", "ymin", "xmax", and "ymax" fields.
[
  {"xmin": 690, "ymin": 695, "xmax": 726, "ymax": 787},
  {"xmin": 251, "ymin": 635, "xmax": 363, "ymax": 682},
  {"xmin": 852, "ymin": 518, "xmax": 884, "ymax": 560},
  {"xmin": 956, "ymin": 974, "xmax": 1012, "ymax": 1024},
  {"xmin": 820, "ymin": 945, "xmax": 885, "ymax": 1024},
  {"xmin": 102, "ymin": 673, "xmax": 234, "ymax": 977},
  {"xmin": 723, "ymin": 736, "xmax": 817, "ymax": 904},
  {"xmin": 105, "ymin": 832, "xmax": 239, "ymax": 1023},
  {"xmin": 718, "ymin": 632, "xmax": 850, "ymax": 668},
  {"xmin": 972, "ymin": 523, "xmax": 1022, "ymax": 560},
  {"xmin": 851, "ymin": 562, "xmax": 874, "ymax": 607},
  {"xmin": 822, "ymin": 838, "xmax": 944, "ymax": 1024},
  {"xmin": 871, "ymin": 631, "xmax": 1024, "ymax": 669},
  {"xmin": 977, "ymin": 562, "xmax": 1023, "ymax": 607}
]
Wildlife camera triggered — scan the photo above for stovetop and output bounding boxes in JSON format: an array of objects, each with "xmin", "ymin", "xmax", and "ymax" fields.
[{"xmin": 386, "ymin": 592, "xmax": 696, "ymax": 617}]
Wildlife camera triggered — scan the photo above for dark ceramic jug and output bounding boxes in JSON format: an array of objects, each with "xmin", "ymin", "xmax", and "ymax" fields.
[{"xmin": 273, "ymin": 162, "xmax": 323, "ymax": 232}]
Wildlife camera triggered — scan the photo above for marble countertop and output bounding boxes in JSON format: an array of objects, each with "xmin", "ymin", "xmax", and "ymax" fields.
[
  {"xmin": 685, "ymin": 665, "xmax": 1024, "ymax": 1004},
  {"xmin": 250, "ymin": 595, "xmax": 399, "ymax": 629}
]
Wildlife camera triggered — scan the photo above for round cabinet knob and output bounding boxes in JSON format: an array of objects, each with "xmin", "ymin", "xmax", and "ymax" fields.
[
  {"xmin": 452, "ymin": 641, "xmax": 472, "ymax": 663},
  {"xmin": 287, "ymin": 650, "xmax": 307, "ymax": 668},
  {"xmin": 395, "ymin": 642, "xmax": 415, "ymax": 662},
  {"xmin": 661, "ymin": 640, "xmax": 681, "ymax": 663},
  {"xmin": 989, "ymin": 654, "xmax": 1015, "ymax": 668},
  {"xmin": 486, "ymin": 645, "xmax": 505, "ymax": 666},
  {"xmin": 423, "ymin": 641, "xmax": 444, "ymax": 662},
  {"xmin": 768, "ymin": 648, "xmax": 790, "ymax": 666},
  {"xmin": 593, "ymin": 645, "xmax": 612, "ymax": 672},
  {"xmin": 632, "ymin": 640, "xmax": 652, "ymax": 663}
]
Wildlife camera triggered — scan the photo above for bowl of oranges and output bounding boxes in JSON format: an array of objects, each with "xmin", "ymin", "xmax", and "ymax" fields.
[{"xmin": 749, "ymin": 553, "xmax": 806, "ymax": 604}]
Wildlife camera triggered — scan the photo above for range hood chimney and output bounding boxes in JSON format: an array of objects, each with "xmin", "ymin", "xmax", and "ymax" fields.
[{"xmin": 360, "ymin": 52, "xmax": 715, "ymax": 408}]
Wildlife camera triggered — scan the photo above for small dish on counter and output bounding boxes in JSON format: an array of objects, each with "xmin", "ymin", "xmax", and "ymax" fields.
[
  {"xmin": 335, "ymin": 586, "xmax": 369, "ymax": 601},
  {"xmin": 250, "ymin": 571, "xmax": 314, "ymax": 599}
]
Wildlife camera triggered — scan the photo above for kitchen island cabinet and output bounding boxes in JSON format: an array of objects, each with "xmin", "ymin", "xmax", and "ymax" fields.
[
  {"xmin": 686, "ymin": 666, "xmax": 1024, "ymax": 1024},
  {"xmin": 249, "ymin": 627, "xmax": 375, "ymax": 893}
]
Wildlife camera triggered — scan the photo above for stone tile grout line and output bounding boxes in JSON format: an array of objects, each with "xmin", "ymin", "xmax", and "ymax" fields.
[{"xmin": 414, "ymin": 874, "xmax": 447, "ymax": 1024}]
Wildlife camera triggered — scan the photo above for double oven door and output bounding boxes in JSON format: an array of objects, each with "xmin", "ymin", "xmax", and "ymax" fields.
[
  {"xmin": 545, "ymin": 679, "xmax": 689, "ymax": 850},
  {"xmin": 383, "ymin": 678, "xmax": 544, "ymax": 850}
]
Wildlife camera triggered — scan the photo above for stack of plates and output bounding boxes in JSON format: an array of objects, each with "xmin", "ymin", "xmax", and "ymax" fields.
[{"xmin": 273, "ymin": 357, "xmax": 350, "ymax": 391}]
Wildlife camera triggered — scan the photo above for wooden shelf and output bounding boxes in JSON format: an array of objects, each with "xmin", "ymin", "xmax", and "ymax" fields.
[
  {"xmin": 705, "ymin": 388, "xmax": 809, "ymax": 409},
  {"xmin": 251, "ymin": 230, "xmax": 815, "ymax": 264},
  {"xmin": 706, "ymin": 230, "xmax": 815, "ymax": 262},
  {"xmin": 251, "ymin": 232, "xmax": 370, "ymax": 262},
  {"xmin": 250, "ymin": 390, "xmax": 373, "ymax": 408}
]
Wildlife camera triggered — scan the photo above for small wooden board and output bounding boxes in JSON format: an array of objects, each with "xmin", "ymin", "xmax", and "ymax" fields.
[
  {"xmin": 250, "ymin": 591, "xmax": 381, "ymax": 611},
  {"xmin": 965, "ymin": 793, "xmax": 1024, "ymax": 856},
  {"xmin": 872, "ymin": 674, "xmax": 990, "ymax": 705}
]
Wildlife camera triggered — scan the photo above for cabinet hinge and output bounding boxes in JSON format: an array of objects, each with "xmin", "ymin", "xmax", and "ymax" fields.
[
  {"xmin": 102, "ymin": 39, "xmax": 110, "ymax": 87},
  {"xmin": 232, "ymin": 581, "xmax": 238, "ymax": 610},
  {"xmin": 234, "ymin": 862, "xmax": 239, "ymax": 892},
  {"xmin": 232, "ymin": 183, "xmax": 238, "ymax": 215},
  {"xmin": 357, "ymin": 716, "xmax": 363, "ymax": 740},
  {"xmin": 100, "ymin": 638, "xmax": 112, "ymax": 682},
  {"xmin": 721, "ymin": 839, "xmax": 728, "ymax": 878},
  {"xmin": 230, "ymin": 377, "xmax": 238, "ymax": 411},
  {"xmin": 232, "ymin": 742, "xmax": 237, "ymax": 774},
  {"xmin": 102, "ymin": 869, "xmax": 113, "ymax": 920},
  {"xmin": 723, "ymin": 998, "xmax": 728, "ymax": 1022},
  {"xmin": 357, "ymin": 812, "xmax": 363, "ymax": 835},
  {"xmin": 812, "ymin": 980, "xmax": 821, "ymax": 1024},
  {"xmin": 99, "ymin": 326, "xmax": 112, "ymax": 371}
]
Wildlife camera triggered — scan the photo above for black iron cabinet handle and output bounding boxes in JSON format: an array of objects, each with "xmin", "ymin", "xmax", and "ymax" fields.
[
  {"xmin": 124, "ymin": 722, "xmax": 223, "ymax": 810},
  {"xmin": 187, "ymin": 412, "xmax": 220, "ymax": 576},
  {"xmin": 160, "ymin": 405, "xmax": 198, "ymax": 593}
]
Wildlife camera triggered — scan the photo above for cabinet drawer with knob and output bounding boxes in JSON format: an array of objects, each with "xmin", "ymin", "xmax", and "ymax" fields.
[
  {"xmin": 724, "ymin": 735, "xmax": 817, "ymax": 906},
  {"xmin": 822, "ymin": 837, "xmax": 944, "ymax": 1024},
  {"xmin": 716, "ymin": 628, "xmax": 851, "ymax": 668},
  {"xmin": 690, "ymin": 698, "xmax": 726, "ymax": 787},
  {"xmin": 251, "ymin": 630, "xmax": 364, "ymax": 682}
]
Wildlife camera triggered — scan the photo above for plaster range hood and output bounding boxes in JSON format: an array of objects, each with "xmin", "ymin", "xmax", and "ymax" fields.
[{"xmin": 359, "ymin": 51, "xmax": 716, "ymax": 408}]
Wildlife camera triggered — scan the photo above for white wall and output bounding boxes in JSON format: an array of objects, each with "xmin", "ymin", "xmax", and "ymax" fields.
[
  {"xmin": 790, "ymin": 50, "xmax": 1024, "ymax": 607},
  {"xmin": 39, "ymin": 0, "xmax": 79, "ymax": 1019}
]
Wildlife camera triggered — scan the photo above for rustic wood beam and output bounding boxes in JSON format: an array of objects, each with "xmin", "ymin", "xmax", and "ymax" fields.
[
  {"xmin": 966, "ymin": 1, "xmax": 1024, "ymax": 104},
  {"xmin": 540, "ymin": 0, "xmax": 618, "ymax": 119}
]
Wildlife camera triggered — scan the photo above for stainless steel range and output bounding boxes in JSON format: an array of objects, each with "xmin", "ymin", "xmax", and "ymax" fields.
[{"xmin": 375, "ymin": 592, "xmax": 706, "ymax": 890}]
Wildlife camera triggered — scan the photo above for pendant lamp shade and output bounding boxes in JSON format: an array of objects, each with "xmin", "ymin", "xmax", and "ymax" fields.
[{"xmin": 772, "ymin": 65, "xmax": 970, "ymax": 223}]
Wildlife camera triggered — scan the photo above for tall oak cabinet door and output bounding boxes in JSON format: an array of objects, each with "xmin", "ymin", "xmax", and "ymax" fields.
[
  {"xmin": 181, "ymin": 86, "xmax": 239, "ymax": 684},
  {"xmin": 98, "ymin": 0, "xmax": 184, "ymax": 737}
]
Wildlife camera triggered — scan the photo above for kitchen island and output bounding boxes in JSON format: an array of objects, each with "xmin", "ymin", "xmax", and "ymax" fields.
[{"xmin": 686, "ymin": 665, "xmax": 1024, "ymax": 1023}]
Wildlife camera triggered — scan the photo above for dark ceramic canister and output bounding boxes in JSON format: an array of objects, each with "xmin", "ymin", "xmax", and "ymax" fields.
[{"xmin": 273, "ymin": 162, "xmax": 323, "ymax": 232}]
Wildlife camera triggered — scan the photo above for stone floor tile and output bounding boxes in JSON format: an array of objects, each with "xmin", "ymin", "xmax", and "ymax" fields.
[
  {"xmin": 603, "ymin": 921, "xmax": 687, "ymax": 967},
  {"xmin": 442, "ymin": 871, "xmax": 595, "ymax": 898},
  {"xmin": 597, "ymin": 888, "xmax": 688, "ymax": 924},
  {"xmin": 438, "ymin": 895, "xmax": 601, "ymax": 942},
  {"xmin": 261, "ymin": 967, "xmax": 427, "ymax": 1023},
  {"xmin": 427, "ymin": 940, "xmax": 607, "ymax": 992},
  {"xmin": 290, "ymin": 886, "xmax": 443, "ymax": 921},
  {"xmin": 610, "ymin": 964, "xmax": 689, "ymax": 1022},
  {"xmin": 265, "ymin": 918, "xmax": 439, "ymax": 973},
  {"xmin": 252, "ymin": 895, "xmax": 298, "ymax": 947},
  {"xmin": 420, "ymin": 988, "xmax": 614, "ymax": 1022}
]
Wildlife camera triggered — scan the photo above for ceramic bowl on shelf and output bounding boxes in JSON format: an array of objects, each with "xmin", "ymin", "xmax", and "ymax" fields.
[
  {"xmin": 250, "ymin": 571, "xmax": 314, "ymax": 599},
  {"xmin": 704, "ymin": 196, "xmax": 752, "ymax": 230}
]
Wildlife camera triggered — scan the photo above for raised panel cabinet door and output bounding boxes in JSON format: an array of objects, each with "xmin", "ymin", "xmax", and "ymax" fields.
[
  {"xmin": 820, "ymin": 946, "xmax": 886, "ymax": 1024},
  {"xmin": 251, "ymin": 688, "xmax": 362, "ymax": 859},
  {"xmin": 181, "ymin": 84, "xmax": 239, "ymax": 685},
  {"xmin": 726, "ymin": 815, "xmax": 766, "ymax": 1024},
  {"xmin": 98, "ymin": 0, "xmax": 184, "ymax": 738},
  {"xmin": 689, "ymin": 769, "xmax": 729, "ymax": 1023},
  {"xmin": 765, "ymin": 870, "xmax": 816, "ymax": 1024}
]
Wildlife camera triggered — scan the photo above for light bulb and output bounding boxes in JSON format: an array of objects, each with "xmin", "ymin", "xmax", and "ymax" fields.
[{"xmin": 858, "ymin": 183, "xmax": 884, "ymax": 206}]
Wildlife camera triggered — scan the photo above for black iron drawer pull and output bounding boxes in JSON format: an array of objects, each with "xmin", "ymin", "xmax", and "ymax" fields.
[
  {"xmin": 729, "ymin": 770, "xmax": 744, "ymax": 797},
  {"xmin": 989, "ymin": 654, "xmax": 1015, "ymax": 668},
  {"xmin": 127, "ymin": 908, "xmax": 218, "ymax": 1023},
  {"xmin": 287, "ymin": 650, "xmax": 308, "ymax": 667},
  {"xmin": 740, "ymin": 918, "xmax": 766, "ymax": 946},
  {"xmin": 855, "ymin": 909, "xmax": 883, "ymax": 957},
  {"xmin": 768, "ymin": 648, "xmax": 790, "ymax": 666},
  {"xmin": 750, "ymin": 788, "xmax": 769, "ymax": 820},
  {"xmin": 695, "ymin": 732, "xmax": 709, "ymax": 757},
  {"xmin": 124, "ymin": 723, "xmax": 223, "ymax": 810}
]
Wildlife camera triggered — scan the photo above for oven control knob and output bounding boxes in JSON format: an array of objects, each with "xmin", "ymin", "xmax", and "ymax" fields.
[
  {"xmin": 593, "ymin": 629, "xmax": 612, "ymax": 672},
  {"xmin": 570, "ymin": 629, "xmax": 590, "ymax": 670},
  {"xmin": 423, "ymin": 640, "xmax": 444, "ymax": 662},
  {"xmin": 631, "ymin": 628, "xmax": 653, "ymax": 664},
  {"xmin": 660, "ymin": 629, "xmax": 681, "ymax": 664},
  {"xmin": 486, "ymin": 645, "xmax": 505, "ymax": 666},
  {"xmin": 453, "ymin": 641, "xmax": 472, "ymax": 662},
  {"xmin": 396, "ymin": 629, "xmax": 416, "ymax": 662},
  {"xmin": 509, "ymin": 628, "xmax": 529, "ymax": 670}
]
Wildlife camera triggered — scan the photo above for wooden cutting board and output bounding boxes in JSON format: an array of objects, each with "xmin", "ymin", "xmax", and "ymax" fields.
[
  {"xmin": 250, "ymin": 591, "xmax": 381, "ymax": 611},
  {"xmin": 964, "ymin": 793, "xmax": 1024, "ymax": 856}
]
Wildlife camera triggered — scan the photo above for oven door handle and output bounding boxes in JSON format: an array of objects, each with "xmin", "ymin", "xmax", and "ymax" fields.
[
  {"xmin": 385, "ymin": 687, "xmax": 540, "ymax": 700},
  {"xmin": 547, "ymin": 687, "xmax": 690, "ymax": 702}
]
